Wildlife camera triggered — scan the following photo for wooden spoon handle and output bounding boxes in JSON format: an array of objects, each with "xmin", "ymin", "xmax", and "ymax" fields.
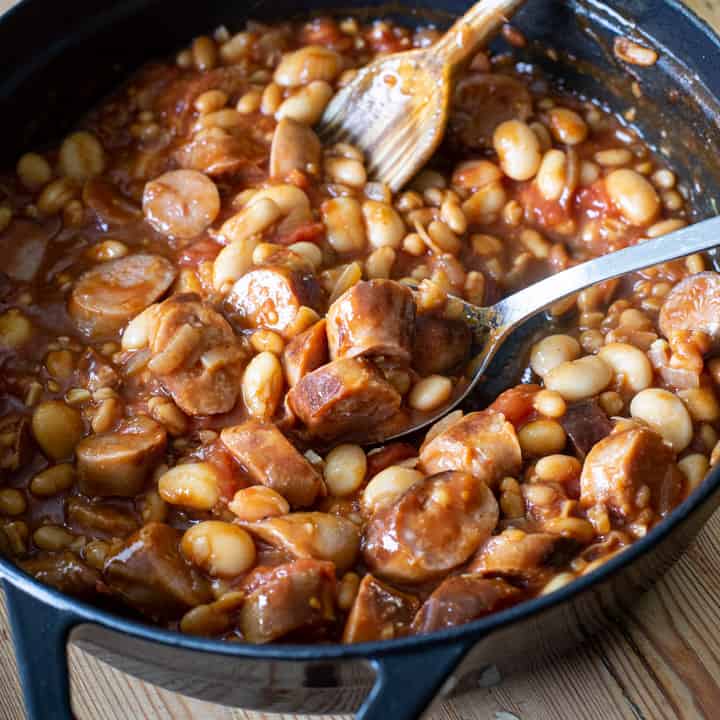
[{"xmin": 434, "ymin": 0, "xmax": 526, "ymax": 70}]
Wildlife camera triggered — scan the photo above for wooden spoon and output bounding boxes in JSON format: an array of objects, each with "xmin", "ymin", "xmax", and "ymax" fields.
[{"xmin": 317, "ymin": 0, "xmax": 526, "ymax": 192}]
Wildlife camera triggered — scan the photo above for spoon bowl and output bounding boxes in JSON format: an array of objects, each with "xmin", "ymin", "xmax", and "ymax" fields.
[{"xmin": 381, "ymin": 214, "xmax": 720, "ymax": 443}]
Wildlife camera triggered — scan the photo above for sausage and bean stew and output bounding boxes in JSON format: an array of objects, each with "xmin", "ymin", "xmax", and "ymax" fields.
[{"xmin": 0, "ymin": 15, "xmax": 717, "ymax": 643}]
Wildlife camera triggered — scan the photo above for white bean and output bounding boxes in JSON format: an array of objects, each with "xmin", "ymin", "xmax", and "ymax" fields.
[{"xmin": 630, "ymin": 388, "xmax": 693, "ymax": 452}]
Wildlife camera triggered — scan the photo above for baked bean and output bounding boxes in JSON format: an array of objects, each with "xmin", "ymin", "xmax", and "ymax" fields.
[
  {"xmin": 37, "ymin": 177, "xmax": 79, "ymax": 215},
  {"xmin": 158, "ymin": 462, "xmax": 221, "ymax": 510},
  {"xmin": 630, "ymin": 388, "xmax": 693, "ymax": 452},
  {"xmin": 365, "ymin": 247, "xmax": 396, "ymax": 279},
  {"xmin": 0, "ymin": 488, "xmax": 27, "ymax": 516},
  {"xmin": 322, "ymin": 197, "xmax": 367, "ymax": 254},
  {"xmin": 678, "ymin": 453, "xmax": 709, "ymax": 490},
  {"xmin": 324, "ymin": 444, "xmax": 367, "ymax": 496},
  {"xmin": 276, "ymin": 81, "xmax": 333, "ymax": 124},
  {"xmin": 194, "ymin": 89, "xmax": 228, "ymax": 114},
  {"xmin": 147, "ymin": 396, "xmax": 189, "ymax": 436},
  {"xmin": 143, "ymin": 170, "xmax": 220, "ymax": 240},
  {"xmin": 337, "ymin": 571, "xmax": 361, "ymax": 611},
  {"xmin": 541, "ymin": 572, "xmax": 576, "ymax": 595},
  {"xmin": 599, "ymin": 390, "xmax": 624, "ymax": 416},
  {"xmin": 533, "ymin": 389, "xmax": 567, "ymax": 418},
  {"xmin": 181, "ymin": 521, "xmax": 256, "ymax": 577},
  {"xmin": 537, "ymin": 149, "xmax": 566, "ymax": 201},
  {"xmin": 236, "ymin": 88, "xmax": 263, "ymax": 114},
  {"xmin": 462, "ymin": 181, "xmax": 507, "ymax": 221},
  {"xmin": 605, "ymin": 169, "xmax": 660, "ymax": 225},
  {"xmin": 544, "ymin": 516, "xmax": 595, "ymax": 543},
  {"xmin": 274, "ymin": 45, "xmax": 343, "ymax": 87},
  {"xmin": 33, "ymin": 525, "xmax": 75, "ymax": 551},
  {"xmin": 440, "ymin": 198, "xmax": 467, "ymax": 235},
  {"xmin": 362, "ymin": 201, "xmax": 405, "ymax": 249},
  {"xmin": 677, "ymin": 388, "xmax": 720, "ymax": 422},
  {"xmin": 646, "ymin": 218, "xmax": 686, "ymax": 238},
  {"xmin": 192, "ymin": 36, "xmax": 217, "ymax": 70},
  {"xmin": 0, "ymin": 309, "xmax": 33, "ymax": 349},
  {"xmin": 228, "ymin": 486, "xmax": 290, "ymax": 521},
  {"xmin": 544, "ymin": 355, "xmax": 613, "ymax": 401},
  {"xmin": 408, "ymin": 375, "xmax": 452, "ymax": 412},
  {"xmin": 362, "ymin": 466, "xmax": 424, "ymax": 514},
  {"xmin": 140, "ymin": 489, "xmax": 168, "ymax": 524},
  {"xmin": 451, "ymin": 159, "xmax": 502, "ymax": 189},
  {"xmin": 30, "ymin": 463, "xmax": 75, "ymax": 497},
  {"xmin": 535, "ymin": 454, "xmax": 581, "ymax": 483},
  {"xmin": 580, "ymin": 161, "xmax": 600, "ymax": 186},
  {"xmin": 325, "ymin": 157, "xmax": 367, "ymax": 187},
  {"xmin": 548, "ymin": 108, "xmax": 588, "ymax": 145},
  {"xmin": 59, "ymin": 131, "xmax": 106, "ymax": 180},
  {"xmin": 520, "ymin": 228, "xmax": 551, "ymax": 259},
  {"xmin": 32, "ymin": 401, "xmax": 84, "ymax": 460},
  {"xmin": 594, "ymin": 148, "xmax": 632, "ymax": 166},
  {"xmin": 598, "ymin": 343, "xmax": 653, "ymax": 392},
  {"xmin": 530, "ymin": 334, "xmax": 581, "ymax": 378},
  {"xmin": 242, "ymin": 351, "xmax": 284, "ymax": 420},
  {"xmin": 250, "ymin": 329, "xmax": 285, "ymax": 356},
  {"xmin": 288, "ymin": 242, "xmax": 323, "ymax": 270},
  {"xmin": 493, "ymin": 120, "xmax": 541, "ymax": 181},
  {"xmin": 17, "ymin": 152, "xmax": 52, "ymax": 190},
  {"xmin": 614, "ymin": 37, "xmax": 658, "ymax": 66},
  {"xmin": 518, "ymin": 419, "xmax": 567, "ymax": 457}
]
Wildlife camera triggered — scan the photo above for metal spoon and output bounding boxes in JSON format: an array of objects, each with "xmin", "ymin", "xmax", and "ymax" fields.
[{"xmin": 385, "ymin": 215, "xmax": 720, "ymax": 442}]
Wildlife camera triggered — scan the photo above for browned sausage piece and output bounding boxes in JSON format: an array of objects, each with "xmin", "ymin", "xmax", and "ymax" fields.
[
  {"xmin": 221, "ymin": 420, "xmax": 322, "ymax": 507},
  {"xmin": 286, "ymin": 357, "xmax": 401, "ymax": 442},
  {"xmin": 342, "ymin": 573, "xmax": 420, "ymax": 643},
  {"xmin": 363, "ymin": 470, "xmax": 499, "ymax": 584},
  {"xmin": 238, "ymin": 559, "xmax": 336, "ymax": 643},
  {"xmin": 580, "ymin": 427, "xmax": 682, "ymax": 520},
  {"xmin": 560, "ymin": 399, "xmax": 613, "ymax": 460},
  {"xmin": 76, "ymin": 416, "xmax": 166, "ymax": 497},
  {"xmin": 21, "ymin": 552, "xmax": 102, "ymax": 599},
  {"xmin": 239, "ymin": 512, "xmax": 360, "ymax": 571},
  {"xmin": 66, "ymin": 497, "xmax": 139, "ymax": 538},
  {"xmin": 419, "ymin": 410, "xmax": 522, "ymax": 489},
  {"xmin": 69, "ymin": 254, "xmax": 176, "ymax": 339},
  {"xmin": 449, "ymin": 73, "xmax": 532, "ymax": 150},
  {"xmin": 468, "ymin": 529, "xmax": 573, "ymax": 583},
  {"xmin": 412, "ymin": 314, "xmax": 472, "ymax": 376},
  {"xmin": 411, "ymin": 576, "xmax": 522, "ymax": 634},
  {"xmin": 176, "ymin": 132, "xmax": 268, "ymax": 177},
  {"xmin": 326, "ymin": 280, "xmax": 416, "ymax": 363},
  {"xmin": 142, "ymin": 169, "xmax": 220, "ymax": 240},
  {"xmin": 148, "ymin": 294, "xmax": 248, "ymax": 416},
  {"xmin": 269, "ymin": 118, "xmax": 322, "ymax": 179},
  {"xmin": 659, "ymin": 272, "xmax": 720, "ymax": 347},
  {"xmin": 1, "ymin": 216, "xmax": 60, "ymax": 282},
  {"xmin": 104, "ymin": 523, "xmax": 213, "ymax": 620},
  {"xmin": 282, "ymin": 319, "xmax": 328, "ymax": 387},
  {"xmin": 229, "ymin": 265, "xmax": 324, "ymax": 338}
]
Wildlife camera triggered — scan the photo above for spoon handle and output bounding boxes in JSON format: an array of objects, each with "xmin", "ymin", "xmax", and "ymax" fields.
[
  {"xmin": 494, "ymin": 215, "xmax": 720, "ymax": 330},
  {"xmin": 434, "ymin": 0, "xmax": 526, "ymax": 69}
]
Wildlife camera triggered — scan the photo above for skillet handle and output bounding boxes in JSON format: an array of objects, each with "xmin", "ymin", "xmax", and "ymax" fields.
[
  {"xmin": 357, "ymin": 640, "xmax": 472, "ymax": 720},
  {"xmin": 3, "ymin": 581, "xmax": 77, "ymax": 720}
]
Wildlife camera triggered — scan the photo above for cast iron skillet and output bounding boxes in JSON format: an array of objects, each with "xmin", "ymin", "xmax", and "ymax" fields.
[{"xmin": 1, "ymin": 1, "xmax": 720, "ymax": 719}]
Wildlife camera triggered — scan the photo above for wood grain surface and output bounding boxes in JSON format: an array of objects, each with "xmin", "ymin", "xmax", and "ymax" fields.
[{"xmin": 2, "ymin": 0, "xmax": 720, "ymax": 718}]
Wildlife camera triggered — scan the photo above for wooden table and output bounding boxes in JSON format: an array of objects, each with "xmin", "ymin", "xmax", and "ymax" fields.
[{"xmin": 2, "ymin": 0, "xmax": 720, "ymax": 718}]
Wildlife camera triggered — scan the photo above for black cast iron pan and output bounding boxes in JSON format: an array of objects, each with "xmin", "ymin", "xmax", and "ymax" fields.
[{"xmin": 1, "ymin": 1, "xmax": 720, "ymax": 718}]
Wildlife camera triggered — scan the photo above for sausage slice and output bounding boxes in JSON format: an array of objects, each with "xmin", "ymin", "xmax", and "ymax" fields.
[
  {"xmin": 142, "ymin": 169, "xmax": 220, "ymax": 240},
  {"xmin": 342, "ymin": 573, "xmax": 420, "ymax": 643},
  {"xmin": 269, "ymin": 118, "xmax": 322, "ymax": 179},
  {"xmin": 238, "ymin": 559, "xmax": 336, "ymax": 643},
  {"xmin": 468, "ymin": 529, "xmax": 574, "ymax": 584},
  {"xmin": 363, "ymin": 470, "xmax": 499, "ymax": 583},
  {"xmin": 221, "ymin": 420, "xmax": 322, "ymax": 507},
  {"xmin": 287, "ymin": 357, "xmax": 402, "ymax": 442},
  {"xmin": 580, "ymin": 426, "xmax": 683, "ymax": 520},
  {"xmin": 419, "ymin": 410, "xmax": 522, "ymax": 489},
  {"xmin": 104, "ymin": 522, "xmax": 212, "ymax": 620},
  {"xmin": 76, "ymin": 416, "xmax": 167, "ymax": 497},
  {"xmin": 147, "ymin": 294, "xmax": 248, "ymax": 416},
  {"xmin": 282, "ymin": 319, "xmax": 328, "ymax": 386},
  {"xmin": 239, "ymin": 512, "xmax": 360, "ymax": 571},
  {"xmin": 411, "ymin": 576, "xmax": 522, "ymax": 634},
  {"xmin": 659, "ymin": 271, "xmax": 720, "ymax": 347},
  {"xmin": 69, "ymin": 254, "xmax": 176, "ymax": 338},
  {"xmin": 229, "ymin": 265, "xmax": 323, "ymax": 338},
  {"xmin": 326, "ymin": 280, "xmax": 416, "ymax": 362}
]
